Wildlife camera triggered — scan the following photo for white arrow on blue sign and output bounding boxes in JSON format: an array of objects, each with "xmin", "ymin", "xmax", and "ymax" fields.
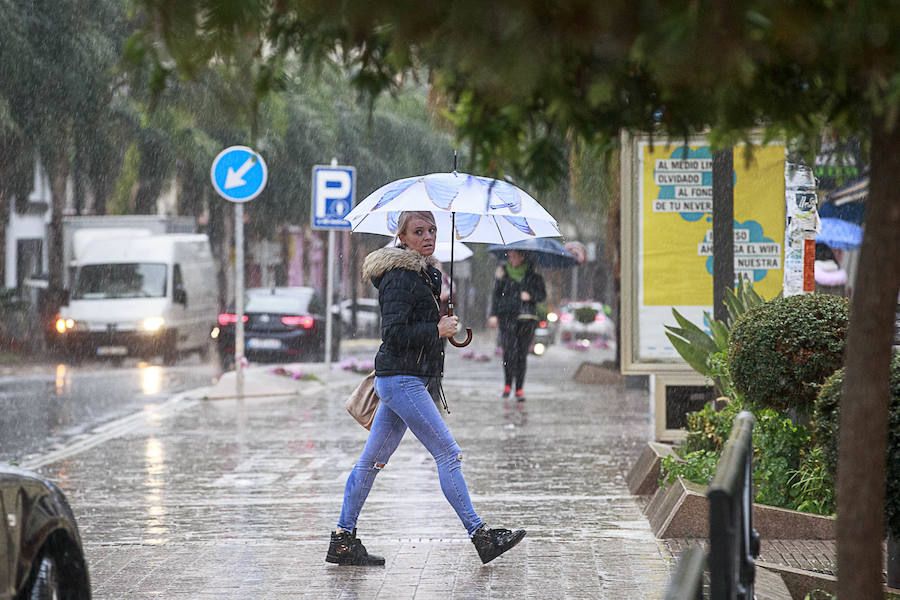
[
  {"xmin": 211, "ymin": 146, "xmax": 268, "ymax": 202},
  {"xmin": 311, "ymin": 165, "xmax": 356, "ymax": 230}
]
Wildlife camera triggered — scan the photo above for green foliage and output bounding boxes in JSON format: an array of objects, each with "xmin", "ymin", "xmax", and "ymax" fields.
[
  {"xmin": 574, "ymin": 306, "xmax": 598, "ymax": 324},
  {"xmin": 662, "ymin": 397, "xmax": 823, "ymax": 512},
  {"xmin": 752, "ymin": 410, "xmax": 810, "ymax": 508},
  {"xmin": 110, "ymin": 143, "xmax": 140, "ymax": 215},
  {"xmin": 788, "ymin": 446, "xmax": 835, "ymax": 516},
  {"xmin": 664, "ymin": 280, "xmax": 767, "ymax": 396},
  {"xmin": 814, "ymin": 351, "xmax": 900, "ymax": 539},
  {"xmin": 660, "ymin": 451, "xmax": 719, "ymax": 487},
  {"xmin": 729, "ymin": 293, "xmax": 849, "ymax": 413},
  {"xmin": 682, "ymin": 397, "xmax": 743, "ymax": 455}
]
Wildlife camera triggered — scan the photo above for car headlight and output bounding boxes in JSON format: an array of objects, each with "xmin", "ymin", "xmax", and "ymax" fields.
[
  {"xmin": 142, "ymin": 317, "xmax": 166, "ymax": 332},
  {"xmin": 55, "ymin": 318, "xmax": 77, "ymax": 333},
  {"xmin": 546, "ymin": 312, "xmax": 558, "ymax": 323}
]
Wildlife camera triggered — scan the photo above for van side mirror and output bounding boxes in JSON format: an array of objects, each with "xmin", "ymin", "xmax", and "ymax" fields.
[{"xmin": 174, "ymin": 286, "xmax": 188, "ymax": 306}]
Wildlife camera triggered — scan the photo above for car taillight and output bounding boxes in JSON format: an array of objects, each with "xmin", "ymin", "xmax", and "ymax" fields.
[
  {"xmin": 559, "ymin": 313, "xmax": 574, "ymax": 323},
  {"xmin": 594, "ymin": 314, "xmax": 606, "ymax": 323},
  {"xmin": 218, "ymin": 313, "xmax": 248, "ymax": 326},
  {"xmin": 538, "ymin": 320, "xmax": 548, "ymax": 328},
  {"xmin": 282, "ymin": 315, "xmax": 315, "ymax": 329}
]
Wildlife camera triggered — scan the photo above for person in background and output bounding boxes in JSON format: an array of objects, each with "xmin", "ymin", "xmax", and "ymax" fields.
[
  {"xmin": 326, "ymin": 210, "xmax": 526, "ymax": 567},
  {"xmin": 488, "ymin": 249, "xmax": 547, "ymax": 403}
]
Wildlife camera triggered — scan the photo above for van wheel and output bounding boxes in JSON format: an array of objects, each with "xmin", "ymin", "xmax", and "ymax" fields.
[{"xmin": 162, "ymin": 332, "xmax": 178, "ymax": 366}]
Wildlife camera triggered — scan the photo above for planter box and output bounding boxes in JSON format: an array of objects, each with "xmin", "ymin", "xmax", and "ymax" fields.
[
  {"xmin": 626, "ymin": 441, "xmax": 679, "ymax": 496},
  {"xmin": 645, "ymin": 477, "xmax": 836, "ymax": 539}
]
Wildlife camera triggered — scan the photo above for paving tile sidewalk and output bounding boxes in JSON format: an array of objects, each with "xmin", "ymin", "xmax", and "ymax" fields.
[
  {"xmin": 31, "ymin": 342, "xmax": 679, "ymax": 599},
  {"xmin": 22, "ymin": 338, "xmax": 853, "ymax": 598}
]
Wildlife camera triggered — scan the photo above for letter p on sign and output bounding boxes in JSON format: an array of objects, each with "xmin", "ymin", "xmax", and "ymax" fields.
[{"xmin": 312, "ymin": 165, "xmax": 356, "ymax": 230}]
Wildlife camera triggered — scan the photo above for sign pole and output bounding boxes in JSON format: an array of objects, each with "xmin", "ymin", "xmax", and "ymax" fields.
[
  {"xmin": 210, "ymin": 145, "xmax": 268, "ymax": 400},
  {"xmin": 235, "ymin": 202, "xmax": 245, "ymax": 397},
  {"xmin": 325, "ymin": 229, "xmax": 335, "ymax": 364}
]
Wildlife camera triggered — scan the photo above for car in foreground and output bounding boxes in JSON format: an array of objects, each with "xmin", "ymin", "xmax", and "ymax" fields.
[
  {"xmin": 0, "ymin": 464, "xmax": 91, "ymax": 599},
  {"xmin": 212, "ymin": 287, "xmax": 327, "ymax": 367},
  {"xmin": 557, "ymin": 301, "xmax": 615, "ymax": 346}
]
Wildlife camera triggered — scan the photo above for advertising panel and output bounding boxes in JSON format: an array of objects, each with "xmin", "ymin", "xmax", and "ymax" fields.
[{"xmin": 621, "ymin": 133, "xmax": 786, "ymax": 372}]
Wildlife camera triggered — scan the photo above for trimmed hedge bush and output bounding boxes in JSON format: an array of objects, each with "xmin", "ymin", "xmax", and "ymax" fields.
[
  {"xmin": 728, "ymin": 293, "xmax": 849, "ymax": 412},
  {"xmin": 814, "ymin": 351, "xmax": 900, "ymax": 539}
]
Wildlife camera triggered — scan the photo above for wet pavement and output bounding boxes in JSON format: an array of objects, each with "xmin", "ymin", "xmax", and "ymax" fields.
[{"xmin": 24, "ymin": 339, "xmax": 674, "ymax": 599}]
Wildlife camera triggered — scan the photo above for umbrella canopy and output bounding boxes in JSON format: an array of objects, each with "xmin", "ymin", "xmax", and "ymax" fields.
[
  {"xmin": 384, "ymin": 239, "xmax": 473, "ymax": 263},
  {"xmin": 818, "ymin": 217, "xmax": 863, "ymax": 250},
  {"xmin": 346, "ymin": 171, "xmax": 561, "ymax": 244},
  {"xmin": 347, "ymin": 169, "xmax": 562, "ymax": 348},
  {"xmin": 488, "ymin": 238, "xmax": 578, "ymax": 269}
]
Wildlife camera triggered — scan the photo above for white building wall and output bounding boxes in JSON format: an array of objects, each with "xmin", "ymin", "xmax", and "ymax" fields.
[{"xmin": 5, "ymin": 156, "xmax": 52, "ymax": 288}]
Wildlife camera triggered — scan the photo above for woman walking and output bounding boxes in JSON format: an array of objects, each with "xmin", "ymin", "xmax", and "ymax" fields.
[
  {"xmin": 327, "ymin": 211, "xmax": 526, "ymax": 566},
  {"xmin": 488, "ymin": 249, "xmax": 547, "ymax": 402}
]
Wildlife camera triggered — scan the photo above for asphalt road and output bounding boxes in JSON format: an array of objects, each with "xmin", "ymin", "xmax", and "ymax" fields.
[{"xmin": 0, "ymin": 355, "xmax": 217, "ymax": 464}]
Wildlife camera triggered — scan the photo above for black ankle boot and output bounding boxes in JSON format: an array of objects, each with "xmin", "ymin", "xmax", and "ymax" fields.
[
  {"xmin": 325, "ymin": 529, "xmax": 385, "ymax": 566},
  {"xmin": 471, "ymin": 524, "xmax": 526, "ymax": 564}
]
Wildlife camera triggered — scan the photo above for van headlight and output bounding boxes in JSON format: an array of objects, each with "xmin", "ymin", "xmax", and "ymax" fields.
[{"xmin": 142, "ymin": 317, "xmax": 165, "ymax": 332}]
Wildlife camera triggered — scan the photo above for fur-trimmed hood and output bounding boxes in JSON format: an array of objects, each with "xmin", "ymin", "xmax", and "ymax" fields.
[{"xmin": 362, "ymin": 246, "xmax": 439, "ymax": 285}]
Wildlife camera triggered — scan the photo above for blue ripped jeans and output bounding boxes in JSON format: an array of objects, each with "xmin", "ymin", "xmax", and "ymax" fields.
[{"xmin": 337, "ymin": 375, "xmax": 484, "ymax": 536}]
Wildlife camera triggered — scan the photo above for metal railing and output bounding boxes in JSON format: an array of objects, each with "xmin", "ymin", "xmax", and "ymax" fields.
[
  {"xmin": 664, "ymin": 411, "xmax": 760, "ymax": 600},
  {"xmin": 664, "ymin": 546, "xmax": 705, "ymax": 600}
]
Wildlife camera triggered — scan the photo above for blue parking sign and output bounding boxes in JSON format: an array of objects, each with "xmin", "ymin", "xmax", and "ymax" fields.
[
  {"xmin": 211, "ymin": 146, "xmax": 268, "ymax": 202},
  {"xmin": 312, "ymin": 165, "xmax": 356, "ymax": 230}
]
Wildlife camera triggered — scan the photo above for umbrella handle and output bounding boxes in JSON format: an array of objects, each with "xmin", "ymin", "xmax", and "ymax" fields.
[{"xmin": 446, "ymin": 305, "xmax": 473, "ymax": 347}]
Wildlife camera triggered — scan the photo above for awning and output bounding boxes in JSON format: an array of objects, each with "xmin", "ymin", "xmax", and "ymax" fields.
[{"xmin": 827, "ymin": 176, "xmax": 868, "ymax": 206}]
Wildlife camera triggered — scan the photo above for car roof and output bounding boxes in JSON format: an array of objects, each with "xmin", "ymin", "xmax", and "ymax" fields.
[
  {"xmin": 244, "ymin": 293, "xmax": 315, "ymax": 313},
  {"xmin": 247, "ymin": 286, "xmax": 317, "ymax": 297}
]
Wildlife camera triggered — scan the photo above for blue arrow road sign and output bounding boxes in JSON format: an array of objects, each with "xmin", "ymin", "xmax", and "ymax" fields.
[
  {"xmin": 312, "ymin": 165, "xmax": 356, "ymax": 230},
  {"xmin": 211, "ymin": 146, "xmax": 268, "ymax": 202}
]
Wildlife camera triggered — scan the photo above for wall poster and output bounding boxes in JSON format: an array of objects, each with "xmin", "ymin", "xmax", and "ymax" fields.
[{"xmin": 621, "ymin": 132, "xmax": 786, "ymax": 373}]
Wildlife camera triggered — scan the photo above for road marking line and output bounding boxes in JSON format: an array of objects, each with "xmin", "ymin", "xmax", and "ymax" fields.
[{"xmin": 20, "ymin": 388, "xmax": 209, "ymax": 471}]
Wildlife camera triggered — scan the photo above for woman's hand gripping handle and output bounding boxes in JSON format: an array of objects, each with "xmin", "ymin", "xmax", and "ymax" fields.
[{"xmin": 442, "ymin": 305, "xmax": 472, "ymax": 347}]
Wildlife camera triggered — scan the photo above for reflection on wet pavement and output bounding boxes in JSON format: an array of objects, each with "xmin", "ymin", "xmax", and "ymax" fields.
[{"xmin": 35, "ymin": 342, "xmax": 672, "ymax": 599}]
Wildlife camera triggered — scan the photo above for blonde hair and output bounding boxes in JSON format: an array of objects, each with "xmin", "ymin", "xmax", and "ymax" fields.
[{"xmin": 397, "ymin": 211, "xmax": 436, "ymax": 236}]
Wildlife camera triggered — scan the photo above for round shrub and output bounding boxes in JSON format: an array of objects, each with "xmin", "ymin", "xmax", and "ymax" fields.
[
  {"xmin": 728, "ymin": 293, "xmax": 849, "ymax": 412},
  {"xmin": 814, "ymin": 351, "xmax": 900, "ymax": 539}
]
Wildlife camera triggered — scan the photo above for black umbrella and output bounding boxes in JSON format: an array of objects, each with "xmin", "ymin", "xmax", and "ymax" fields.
[{"xmin": 488, "ymin": 238, "xmax": 579, "ymax": 269}]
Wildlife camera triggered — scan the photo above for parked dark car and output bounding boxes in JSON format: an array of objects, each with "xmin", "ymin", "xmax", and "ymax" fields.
[
  {"xmin": 212, "ymin": 287, "xmax": 328, "ymax": 368},
  {"xmin": 0, "ymin": 464, "xmax": 91, "ymax": 599}
]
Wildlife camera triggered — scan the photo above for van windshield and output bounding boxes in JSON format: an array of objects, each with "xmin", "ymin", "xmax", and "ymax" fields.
[{"xmin": 72, "ymin": 263, "xmax": 168, "ymax": 300}]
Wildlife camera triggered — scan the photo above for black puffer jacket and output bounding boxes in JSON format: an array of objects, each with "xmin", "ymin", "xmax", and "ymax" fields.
[
  {"xmin": 363, "ymin": 247, "xmax": 445, "ymax": 378},
  {"xmin": 490, "ymin": 262, "xmax": 547, "ymax": 322}
]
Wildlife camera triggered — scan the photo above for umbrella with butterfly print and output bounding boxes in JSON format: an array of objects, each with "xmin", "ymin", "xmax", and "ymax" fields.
[{"xmin": 345, "ymin": 167, "xmax": 562, "ymax": 347}]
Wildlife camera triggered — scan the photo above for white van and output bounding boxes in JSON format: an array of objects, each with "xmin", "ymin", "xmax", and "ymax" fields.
[{"xmin": 57, "ymin": 233, "xmax": 217, "ymax": 364}]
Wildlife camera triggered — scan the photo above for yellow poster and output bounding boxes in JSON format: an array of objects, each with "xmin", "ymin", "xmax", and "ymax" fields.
[{"xmin": 641, "ymin": 143, "xmax": 785, "ymax": 305}]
